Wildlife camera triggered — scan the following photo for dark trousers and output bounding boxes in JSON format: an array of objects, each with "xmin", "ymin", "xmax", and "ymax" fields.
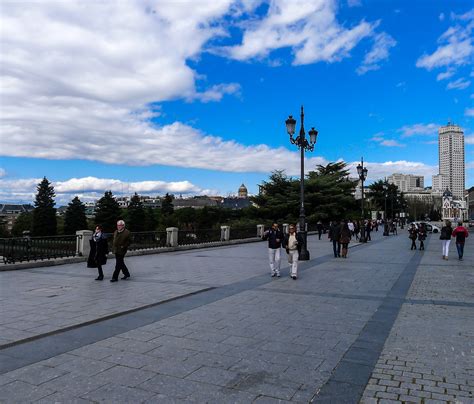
[
  {"xmin": 456, "ymin": 242, "xmax": 464, "ymax": 258},
  {"xmin": 112, "ymin": 254, "xmax": 130, "ymax": 280},
  {"xmin": 97, "ymin": 265, "xmax": 103, "ymax": 278},
  {"xmin": 419, "ymin": 240, "xmax": 424, "ymax": 250},
  {"xmin": 332, "ymin": 240, "xmax": 341, "ymax": 257},
  {"xmin": 366, "ymin": 230, "xmax": 371, "ymax": 241},
  {"xmin": 410, "ymin": 239, "xmax": 417, "ymax": 250},
  {"xmin": 318, "ymin": 231, "xmax": 322, "ymax": 240}
]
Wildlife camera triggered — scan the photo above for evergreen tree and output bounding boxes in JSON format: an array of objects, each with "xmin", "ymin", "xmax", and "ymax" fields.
[
  {"xmin": 94, "ymin": 191, "xmax": 121, "ymax": 233},
  {"xmin": 11, "ymin": 212, "xmax": 33, "ymax": 236},
  {"xmin": 32, "ymin": 177, "xmax": 57, "ymax": 236},
  {"xmin": 144, "ymin": 207, "xmax": 158, "ymax": 231},
  {"xmin": 161, "ymin": 193, "xmax": 174, "ymax": 215},
  {"xmin": 368, "ymin": 180, "xmax": 403, "ymax": 219},
  {"xmin": 127, "ymin": 193, "xmax": 146, "ymax": 231},
  {"xmin": 64, "ymin": 196, "xmax": 88, "ymax": 234}
]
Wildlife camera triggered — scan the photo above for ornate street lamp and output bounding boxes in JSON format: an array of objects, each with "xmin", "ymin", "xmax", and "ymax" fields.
[
  {"xmin": 356, "ymin": 158, "xmax": 368, "ymax": 242},
  {"xmin": 285, "ymin": 105, "xmax": 318, "ymax": 260}
]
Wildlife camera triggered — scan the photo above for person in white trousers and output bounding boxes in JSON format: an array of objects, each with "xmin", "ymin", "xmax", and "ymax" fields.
[
  {"xmin": 440, "ymin": 219, "xmax": 453, "ymax": 260},
  {"xmin": 283, "ymin": 224, "xmax": 304, "ymax": 280},
  {"xmin": 262, "ymin": 223, "xmax": 283, "ymax": 277}
]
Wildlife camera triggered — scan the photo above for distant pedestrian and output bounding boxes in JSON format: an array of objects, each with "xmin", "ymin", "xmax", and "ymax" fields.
[
  {"xmin": 316, "ymin": 221, "xmax": 323, "ymax": 240},
  {"xmin": 348, "ymin": 220, "xmax": 355, "ymax": 237},
  {"xmin": 340, "ymin": 221, "xmax": 351, "ymax": 258},
  {"xmin": 440, "ymin": 220, "xmax": 453, "ymax": 260},
  {"xmin": 262, "ymin": 222, "xmax": 283, "ymax": 277},
  {"xmin": 452, "ymin": 222, "xmax": 469, "ymax": 261},
  {"xmin": 366, "ymin": 220, "xmax": 372, "ymax": 241},
  {"xmin": 283, "ymin": 224, "xmax": 304, "ymax": 280},
  {"xmin": 409, "ymin": 223, "xmax": 418, "ymax": 250},
  {"xmin": 87, "ymin": 225, "xmax": 109, "ymax": 280},
  {"xmin": 111, "ymin": 220, "xmax": 131, "ymax": 282},
  {"xmin": 418, "ymin": 223, "xmax": 426, "ymax": 251},
  {"xmin": 354, "ymin": 221, "xmax": 360, "ymax": 241},
  {"xmin": 329, "ymin": 221, "xmax": 341, "ymax": 257}
]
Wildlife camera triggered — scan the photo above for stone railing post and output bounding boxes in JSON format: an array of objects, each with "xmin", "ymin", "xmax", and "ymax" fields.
[
  {"xmin": 76, "ymin": 230, "xmax": 92, "ymax": 257},
  {"xmin": 283, "ymin": 223, "xmax": 289, "ymax": 234},
  {"xmin": 166, "ymin": 227, "xmax": 178, "ymax": 247},
  {"xmin": 256, "ymin": 224, "xmax": 265, "ymax": 238},
  {"xmin": 221, "ymin": 226, "xmax": 230, "ymax": 241}
]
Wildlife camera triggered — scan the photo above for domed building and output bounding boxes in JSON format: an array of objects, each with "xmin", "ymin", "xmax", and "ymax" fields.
[{"xmin": 238, "ymin": 184, "xmax": 248, "ymax": 198}]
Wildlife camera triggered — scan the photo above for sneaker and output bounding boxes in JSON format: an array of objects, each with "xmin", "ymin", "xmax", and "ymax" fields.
[
  {"xmin": 291, "ymin": 275, "xmax": 297, "ymax": 280},
  {"xmin": 110, "ymin": 279, "xmax": 118, "ymax": 282},
  {"xmin": 276, "ymin": 274, "xmax": 281, "ymax": 278},
  {"xmin": 271, "ymin": 273, "xmax": 276, "ymax": 277}
]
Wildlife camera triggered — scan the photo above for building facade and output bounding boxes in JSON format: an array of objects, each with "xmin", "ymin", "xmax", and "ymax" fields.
[
  {"xmin": 433, "ymin": 123, "xmax": 465, "ymax": 199},
  {"xmin": 387, "ymin": 174, "xmax": 424, "ymax": 192}
]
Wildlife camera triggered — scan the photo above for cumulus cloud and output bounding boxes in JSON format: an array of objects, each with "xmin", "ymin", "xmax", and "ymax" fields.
[
  {"xmin": 357, "ymin": 32, "xmax": 397, "ymax": 75},
  {"xmin": 218, "ymin": 0, "xmax": 387, "ymax": 67},
  {"xmin": 0, "ymin": 168, "xmax": 6, "ymax": 178},
  {"xmin": 416, "ymin": 9, "xmax": 474, "ymax": 81},
  {"xmin": 436, "ymin": 68, "xmax": 455, "ymax": 81},
  {"xmin": 370, "ymin": 135, "xmax": 404, "ymax": 147},
  {"xmin": 398, "ymin": 123, "xmax": 439, "ymax": 138},
  {"xmin": 346, "ymin": 160, "xmax": 437, "ymax": 182},
  {"xmin": 0, "ymin": 176, "xmax": 218, "ymax": 205}
]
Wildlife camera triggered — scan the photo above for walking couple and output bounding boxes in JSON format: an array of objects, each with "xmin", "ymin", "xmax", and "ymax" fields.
[{"xmin": 263, "ymin": 223, "xmax": 304, "ymax": 280}]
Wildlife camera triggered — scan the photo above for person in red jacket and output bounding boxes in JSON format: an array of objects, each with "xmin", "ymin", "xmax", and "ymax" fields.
[{"xmin": 452, "ymin": 222, "xmax": 469, "ymax": 261}]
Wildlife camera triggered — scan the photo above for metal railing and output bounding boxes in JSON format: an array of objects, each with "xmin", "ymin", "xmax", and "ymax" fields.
[
  {"xmin": 229, "ymin": 227, "xmax": 258, "ymax": 240},
  {"xmin": 178, "ymin": 229, "xmax": 222, "ymax": 245},
  {"xmin": 103, "ymin": 231, "xmax": 168, "ymax": 252},
  {"xmin": 1, "ymin": 235, "xmax": 78, "ymax": 264}
]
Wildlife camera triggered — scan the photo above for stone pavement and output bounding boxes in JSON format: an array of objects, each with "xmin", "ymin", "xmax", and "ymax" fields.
[{"xmin": 0, "ymin": 229, "xmax": 472, "ymax": 403}]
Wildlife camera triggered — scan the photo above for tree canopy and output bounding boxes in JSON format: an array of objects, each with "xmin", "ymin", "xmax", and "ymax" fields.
[
  {"xmin": 64, "ymin": 196, "xmax": 88, "ymax": 234},
  {"xmin": 32, "ymin": 177, "xmax": 57, "ymax": 236},
  {"xmin": 94, "ymin": 191, "xmax": 122, "ymax": 233}
]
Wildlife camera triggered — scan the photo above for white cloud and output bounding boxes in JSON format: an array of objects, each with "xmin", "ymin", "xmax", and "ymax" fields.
[
  {"xmin": 465, "ymin": 108, "xmax": 474, "ymax": 117},
  {"xmin": 188, "ymin": 83, "xmax": 242, "ymax": 103},
  {"xmin": 0, "ymin": 169, "xmax": 6, "ymax": 178},
  {"xmin": 465, "ymin": 135, "xmax": 474, "ymax": 144},
  {"xmin": 436, "ymin": 68, "xmax": 455, "ymax": 81},
  {"xmin": 446, "ymin": 78, "xmax": 471, "ymax": 90},
  {"xmin": 218, "ymin": 0, "xmax": 382, "ymax": 66},
  {"xmin": 347, "ymin": 0, "xmax": 362, "ymax": 7},
  {"xmin": 371, "ymin": 135, "xmax": 404, "ymax": 147},
  {"xmin": 357, "ymin": 32, "xmax": 396, "ymax": 75},
  {"xmin": 0, "ymin": 176, "xmax": 219, "ymax": 205},
  {"xmin": 346, "ymin": 160, "xmax": 437, "ymax": 182},
  {"xmin": 416, "ymin": 10, "xmax": 474, "ymax": 78},
  {"xmin": 399, "ymin": 123, "xmax": 439, "ymax": 138},
  {"xmin": 439, "ymin": 13, "xmax": 445, "ymax": 21}
]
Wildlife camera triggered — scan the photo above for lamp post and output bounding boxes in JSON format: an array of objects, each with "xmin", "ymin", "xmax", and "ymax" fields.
[
  {"xmin": 285, "ymin": 105, "xmax": 318, "ymax": 261},
  {"xmin": 383, "ymin": 179, "xmax": 389, "ymax": 236},
  {"xmin": 356, "ymin": 157, "xmax": 368, "ymax": 242}
]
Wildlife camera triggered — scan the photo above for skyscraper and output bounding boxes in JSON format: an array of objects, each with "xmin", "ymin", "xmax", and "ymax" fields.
[{"xmin": 433, "ymin": 122, "xmax": 465, "ymax": 199}]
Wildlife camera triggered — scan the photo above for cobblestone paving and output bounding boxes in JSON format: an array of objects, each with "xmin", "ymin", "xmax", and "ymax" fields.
[
  {"xmin": 360, "ymin": 232, "xmax": 474, "ymax": 404},
  {"xmin": 0, "ymin": 230, "xmax": 472, "ymax": 403}
]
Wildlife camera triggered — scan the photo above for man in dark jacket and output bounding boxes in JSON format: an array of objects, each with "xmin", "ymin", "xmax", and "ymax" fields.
[
  {"xmin": 262, "ymin": 222, "xmax": 283, "ymax": 277},
  {"xmin": 329, "ymin": 221, "xmax": 341, "ymax": 258},
  {"xmin": 111, "ymin": 220, "xmax": 131, "ymax": 282},
  {"xmin": 452, "ymin": 222, "xmax": 469, "ymax": 260}
]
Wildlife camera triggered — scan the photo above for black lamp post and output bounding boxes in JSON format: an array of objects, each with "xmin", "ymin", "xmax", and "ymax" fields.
[
  {"xmin": 356, "ymin": 157, "xmax": 368, "ymax": 242},
  {"xmin": 383, "ymin": 179, "xmax": 389, "ymax": 236},
  {"xmin": 285, "ymin": 105, "xmax": 318, "ymax": 261}
]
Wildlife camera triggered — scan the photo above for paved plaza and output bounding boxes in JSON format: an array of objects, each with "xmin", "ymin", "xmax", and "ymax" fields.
[{"xmin": 0, "ymin": 230, "xmax": 473, "ymax": 403}]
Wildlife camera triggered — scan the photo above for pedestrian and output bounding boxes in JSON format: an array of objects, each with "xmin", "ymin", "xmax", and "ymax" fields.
[
  {"xmin": 262, "ymin": 222, "xmax": 283, "ymax": 277},
  {"xmin": 283, "ymin": 224, "xmax": 304, "ymax": 280},
  {"xmin": 340, "ymin": 221, "xmax": 351, "ymax": 258},
  {"xmin": 452, "ymin": 221, "xmax": 469, "ymax": 261},
  {"xmin": 316, "ymin": 220, "xmax": 323, "ymax": 240},
  {"xmin": 329, "ymin": 220, "xmax": 341, "ymax": 257},
  {"xmin": 366, "ymin": 220, "xmax": 372, "ymax": 241},
  {"xmin": 354, "ymin": 220, "xmax": 360, "ymax": 241},
  {"xmin": 87, "ymin": 224, "xmax": 109, "ymax": 280},
  {"xmin": 111, "ymin": 220, "xmax": 131, "ymax": 282},
  {"xmin": 347, "ymin": 220, "xmax": 355, "ymax": 237},
  {"xmin": 440, "ymin": 219, "xmax": 453, "ymax": 260},
  {"xmin": 418, "ymin": 223, "xmax": 426, "ymax": 251},
  {"xmin": 409, "ymin": 223, "xmax": 418, "ymax": 250}
]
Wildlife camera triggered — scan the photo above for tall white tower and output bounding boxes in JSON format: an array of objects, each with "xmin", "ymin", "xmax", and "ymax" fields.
[{"xmin": 438, "ymin": 122, "xmax": 465, "ymax": 199}]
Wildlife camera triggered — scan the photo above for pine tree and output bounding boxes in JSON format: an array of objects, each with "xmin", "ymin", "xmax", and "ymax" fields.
[
  {"xmin": 161, "ymin": 193, "xmax": 174, "ymax": 215},
  {"xmin": 127, "ymin": 193, "xmax": 146, "ymax": 232},
  {"xmin": 144, "ymin": 207, "xmax": 158, "ymax": 231},
  {"xmin": 64, "ymin": 196, "xmax": 88, "ymax": 235},
  {"xmin": 94, "ymin": 191, "xmax": 122, "ymax": 233},
  {"xmin": 32, "ymin": 177, "xmax": 57, "ymax": 236}
]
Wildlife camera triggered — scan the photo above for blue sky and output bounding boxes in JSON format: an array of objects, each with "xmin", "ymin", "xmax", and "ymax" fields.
[{"xmin": 1, "ymin": 0, "xmax": 473, "ymax": 204}]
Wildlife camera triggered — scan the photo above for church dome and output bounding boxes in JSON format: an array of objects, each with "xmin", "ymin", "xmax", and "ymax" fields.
[{"xmin": 238, "ymin": 183, "xmax": 248, "ymax": 198}]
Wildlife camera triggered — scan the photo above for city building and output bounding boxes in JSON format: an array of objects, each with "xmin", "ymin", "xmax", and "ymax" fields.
[
  {"xmin": 432, "ymin": 122, "xmax": 465, "ymax": 199},
  {"xmin": 238, "ymin": 184, "xmax": 248, "ymax": 198},
  {"xmin": 387, "ymin": 173, "xmax": 424, "ymax": 192},
  {"xmin": 0, "ymin": 204, "xmax": 34, "ymax": 233},
  {"xmin": 441, "ymin": 189, "xmax": 468, "ymax": 222}
]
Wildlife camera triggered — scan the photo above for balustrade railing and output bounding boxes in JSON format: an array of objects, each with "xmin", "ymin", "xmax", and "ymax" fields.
[
  {"xmin": 178, "ymin": 229, "xmax": 222, "ymax": 245},
  {"xmin": 1, "ymin": 235, "xmax": 78, "ymax": 264}
]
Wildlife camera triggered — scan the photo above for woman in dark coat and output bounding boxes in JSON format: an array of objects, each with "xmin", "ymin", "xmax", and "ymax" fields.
[
  {"xmin": 339, "ymin": 221, "xmax": 351, "ymax": 258},
  {"xmin": 87, "ymin": 225, "xmax": 109, "ymax": 280},
  {"xmin": 408, "ymin": 223, "xmax": 418, "ymax": 250},
  {"xmin": 418, "ymin": 223, "xmax": 426, "ymax": 251}
]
